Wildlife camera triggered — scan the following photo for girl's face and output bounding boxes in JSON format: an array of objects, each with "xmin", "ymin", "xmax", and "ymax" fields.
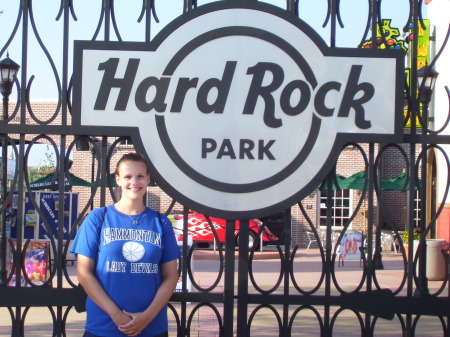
[{"xmin": 115, "ymin": 160, "xmax": 150, "ymax": 201}]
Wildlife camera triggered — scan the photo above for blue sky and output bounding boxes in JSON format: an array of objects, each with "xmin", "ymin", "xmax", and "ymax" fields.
[{"xmin": 0, "ymin": 0, "xmax": 418, "ymax": 100}]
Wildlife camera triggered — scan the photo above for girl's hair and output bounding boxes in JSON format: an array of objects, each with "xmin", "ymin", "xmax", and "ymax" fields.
[{"xmin": 115, "ymin": 153, "xmax": 150, "ymax": 176}]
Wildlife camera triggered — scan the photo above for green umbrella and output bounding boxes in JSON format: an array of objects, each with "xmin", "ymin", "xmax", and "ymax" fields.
[
  {"xmin": 318, "ymin": 174, "xmax": 348, "ymax": 190},
  {"xmin": 332, "ymin": 171, "xmax": 407, "ymax": 191},
  {"xmin": 340, "ymin": 171, "xmax": 367, "ymax": 190},
  {"xmin": 29, "ymin": 172, "xmax": 91, "ymax": 190},
  {"xmin": 378, "ymin": 178, "xmax": 403, "ymax": 191},
  {"xmin": 342, "ymin": 171, "xmax": 417, "ymax": 191},
  {"xmin": 385, "ymin": 171, "xmax": 419, "ymax": 190}
]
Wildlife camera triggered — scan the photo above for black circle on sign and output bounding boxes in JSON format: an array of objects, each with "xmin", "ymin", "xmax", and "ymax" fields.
[{"xmin": 156, "ymin": 26, "xmax": 321, "ymax": 194}]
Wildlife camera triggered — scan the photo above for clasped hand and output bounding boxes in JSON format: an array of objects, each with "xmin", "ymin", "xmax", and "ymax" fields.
[{"xmin": 115, "ymin": 310, "xmax": 149, "ymax": 336}]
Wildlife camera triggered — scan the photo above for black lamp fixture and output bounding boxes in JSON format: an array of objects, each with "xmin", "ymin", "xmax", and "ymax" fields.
[
  {"xmin": 0, "ymin": 52, "xmax": 19, "ymax": 285},
  {"xmin": 76, "ymin": 136, "xmax": 91, "ymax": 151},
  {"xmin": 417, "ymin": 65, "xmax": 439, "ymax": 104},
  {"xmin": 0, "ymin": 52, "xmax": 20, "ymax": 101}
]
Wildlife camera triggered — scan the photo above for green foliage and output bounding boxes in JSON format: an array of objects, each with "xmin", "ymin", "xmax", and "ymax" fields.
[
  {"xmin": 403, "ymin": 229, "xmax": 421, "ymax": 242},
  {"xmin": 27, "ymin": 145, "xmax": 55, "ymax": 183}
]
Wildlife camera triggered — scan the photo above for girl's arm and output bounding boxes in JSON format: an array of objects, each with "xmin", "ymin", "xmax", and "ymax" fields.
[{"xmin": 77, "ymin": 254, "xmax": 131, "ymax": 326}]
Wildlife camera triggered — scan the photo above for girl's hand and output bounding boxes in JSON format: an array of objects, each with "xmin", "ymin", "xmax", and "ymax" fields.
[
  {"xmin": 118, "ymin": 310, "xmax": 150, "ymax": 336},
  {"xmin": 111, "ymin": 310, "xmax": 132, "ymax": 327}
]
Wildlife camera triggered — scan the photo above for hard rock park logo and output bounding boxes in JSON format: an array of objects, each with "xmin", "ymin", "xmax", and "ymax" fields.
[{"xmin": 72, "ymin": 2, "xmax": 404, "ymax": 219}]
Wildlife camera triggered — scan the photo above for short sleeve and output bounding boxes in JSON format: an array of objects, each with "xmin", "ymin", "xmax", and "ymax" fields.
[
  {"xmin": 159, "ymin": 214, "xmax": 180, "ymax": 264},
  {"xmin": 70, "ymin": 207, "xmax": 105, "ymax": 260}
]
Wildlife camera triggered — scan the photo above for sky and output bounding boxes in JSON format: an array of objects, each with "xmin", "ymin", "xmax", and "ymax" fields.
[
  {"xmin": 0, "ymin": 0, "xmax": 424, "ymax": 166},
  {"xmin": 0, "ymin": 0, "xmax": 418, "ymax": 100}
]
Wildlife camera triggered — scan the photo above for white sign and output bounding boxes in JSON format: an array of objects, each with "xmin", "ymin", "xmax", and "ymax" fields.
[{"xmin": 73, "ymin": 2, "xmax": 404, "ymax": 219}]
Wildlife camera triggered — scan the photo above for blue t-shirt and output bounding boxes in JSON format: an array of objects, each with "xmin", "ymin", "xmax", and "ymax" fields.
[{"xmin": 71, "ymin": 205, "xmax": 179, "ymax": 337}]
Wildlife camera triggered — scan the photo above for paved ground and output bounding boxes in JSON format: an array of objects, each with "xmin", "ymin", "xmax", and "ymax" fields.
[{"xmin": 0, "ymin": 247, "xmax": 446, "ymax": 336}]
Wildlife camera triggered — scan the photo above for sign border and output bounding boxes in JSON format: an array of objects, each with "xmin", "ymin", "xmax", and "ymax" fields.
[{"xmin": 72, "ymin": 1, "xmax": 405, "ymax": 219}]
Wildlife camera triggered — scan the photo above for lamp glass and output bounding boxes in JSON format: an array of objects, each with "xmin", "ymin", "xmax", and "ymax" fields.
[
  {"xmin": 420, "ymin": 75, "xmax": 430, "ymax": 90},
  {"xmin": 417, "ymin": 65, "xmax": 439, "ymax": 104},
  {"xmin": 0, "ymin": 57, "xmax": 20, "ymax": 84},
  {"xmin": 0, "ymin": 68, "xmax": 9, "ymax": 83},
  {"xmin": 418, "ymin": 66, "xmax": 438, "ymax": 90}
]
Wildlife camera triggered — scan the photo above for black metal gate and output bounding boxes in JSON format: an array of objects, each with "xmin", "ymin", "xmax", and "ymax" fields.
[{"xmin": 1, "ymin": 1, "xmax": 450, "ymax": 336}]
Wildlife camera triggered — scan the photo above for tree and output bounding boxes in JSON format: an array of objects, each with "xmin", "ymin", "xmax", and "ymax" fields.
[{"xmin": 27, "ymin": 145, "xmax": 56, "ymax": 184}]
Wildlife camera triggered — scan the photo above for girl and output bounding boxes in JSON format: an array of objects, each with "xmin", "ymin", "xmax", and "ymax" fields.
[{"xmin": 72, "ymin": 153, "xmax": 179, "ymax": 337}]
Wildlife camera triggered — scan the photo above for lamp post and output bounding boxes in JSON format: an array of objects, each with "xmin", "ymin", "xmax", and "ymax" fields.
[
  {"xmin": 414, "ymin": 65, "xmax": 438, "ymax": 296},
  {"xmin": 0, "ymin": 53, "xmax": 20, "ymax": 285},
  {"xmin": 417, "ymin": 65, "xmax": 438, "ymax": 105}
]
